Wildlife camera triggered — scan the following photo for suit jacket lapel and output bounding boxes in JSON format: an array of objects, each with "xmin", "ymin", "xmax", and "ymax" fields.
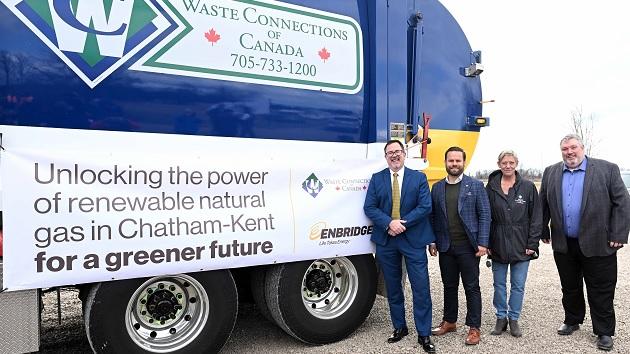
[
  {"xmin": 554, "ymin": 163, "xmax": 564, "ymax": 220},
  {"xmin": 438, "ymin": 181, "xmax": 447, "ymax": 216},
  {"xmin": 579, "ymin": 159, "xmax": 594, "ymax": 216},
  {"xmin": 400, "ymin": 167, "xmax": 410, "ymax": 206},
  {"xmin": 384, "ymin": 170, "xmax": 392, "ymax": 205},
  {"xmin": 458, "ymin": 176, "xmax": 470, "ymax": 213}
]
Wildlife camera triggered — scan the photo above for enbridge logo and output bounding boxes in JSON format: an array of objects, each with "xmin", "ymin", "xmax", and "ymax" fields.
[
  {"xmin": 4, "ymin": 0, "xmax": 179, "ymax": 87},
  {"xmin": 309, "ymin": 222, "xmax": 327, "ymax": 240},
  {"xmin": 308, "ymin": 222, "xmax": 373, "ymax": 241}
]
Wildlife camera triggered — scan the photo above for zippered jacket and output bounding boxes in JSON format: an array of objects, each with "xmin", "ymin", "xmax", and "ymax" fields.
[{"xmin": 486, "ymin": 170, "xmax": 542, "ymax": 263}]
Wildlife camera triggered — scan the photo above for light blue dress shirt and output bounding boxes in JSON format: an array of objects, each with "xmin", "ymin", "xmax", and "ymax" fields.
[{"xmin": 562, "ymin": 158, "xmax": 587, "ymax": 238}]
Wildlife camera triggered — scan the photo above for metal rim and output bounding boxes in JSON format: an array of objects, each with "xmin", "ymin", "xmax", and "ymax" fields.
[
  {"xmin": 301, "ymin": 257, "xmax": 358, "ymax": 320},
  {"xmin": 124, "ymin": 274, "xmax": 209, "ymax": 353}
]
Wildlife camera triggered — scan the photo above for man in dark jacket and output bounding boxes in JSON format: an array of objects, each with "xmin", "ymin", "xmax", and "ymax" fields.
[
  {"xmin": 540, "ymin": 134, "xmax": 630, "ymax": 351},
  {"xmin": 430, "ymin": 146, "xmax": 491, "ymax": 346},
  {"xmin": 485, "ymin": 150, "xmax": 542, "ymax": 338}
]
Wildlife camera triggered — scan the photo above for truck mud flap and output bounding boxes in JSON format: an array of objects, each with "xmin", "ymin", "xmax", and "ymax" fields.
[{"xmin": 0, "ymin": 263, "xmax": 40, "ymax": 353}]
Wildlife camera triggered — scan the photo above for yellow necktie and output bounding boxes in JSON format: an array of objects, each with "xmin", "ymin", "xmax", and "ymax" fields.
[{"xmin": 392, "ymin": 172, "xmax": 400, "ymax": 220}]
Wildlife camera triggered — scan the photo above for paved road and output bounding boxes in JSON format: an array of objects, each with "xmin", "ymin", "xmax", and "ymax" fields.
[{"xmin": 39, "ymin": 245, "xmax": 629, "ymax": 353}]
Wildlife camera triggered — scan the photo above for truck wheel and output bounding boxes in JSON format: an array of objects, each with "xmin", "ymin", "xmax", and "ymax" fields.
[
  {"xmin": 265, "ymin": 255, "xmax": 377, "ymax": 344},
  {"xmin": 83, "ymin": 271, "xmax": 237, "ymax": 353}
]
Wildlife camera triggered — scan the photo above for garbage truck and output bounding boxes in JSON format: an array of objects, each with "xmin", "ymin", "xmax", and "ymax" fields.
[{"xmin": 0, "ymin": 0, "xmax": 487, "ymax": 352}]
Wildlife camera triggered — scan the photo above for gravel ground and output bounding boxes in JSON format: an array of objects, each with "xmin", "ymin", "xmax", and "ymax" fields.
[{"xmin": 37, "ymin": 245, "xmax": 629, "ymax": 353}]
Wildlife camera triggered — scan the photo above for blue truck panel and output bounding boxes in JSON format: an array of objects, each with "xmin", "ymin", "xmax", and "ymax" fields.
[{"xmin": 0, "ymin": 0, "xmax": 482, "ymax": 143}]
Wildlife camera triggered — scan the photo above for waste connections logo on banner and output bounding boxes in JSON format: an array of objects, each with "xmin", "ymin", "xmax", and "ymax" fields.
[
  {"xmin": 320, "ymin": 177, "xmax": 369, "ymax": 193},
  {"xmin": 2, "ymin": 0, "xmax": 178, "ymax": 87},
  {"xmin": 3, "ymin": 0, "xmax": 363, "ymax": 92},
  {"xmin": 302, "ymin": 173, "xmax": 323, "ymax": 198}
]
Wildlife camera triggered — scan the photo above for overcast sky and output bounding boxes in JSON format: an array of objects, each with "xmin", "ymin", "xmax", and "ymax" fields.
[{"xmin": 439, "ymin": 0, "xmax": 630, "ymax": 172}]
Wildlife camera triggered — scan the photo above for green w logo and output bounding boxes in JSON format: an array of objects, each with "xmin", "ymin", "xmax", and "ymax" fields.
[
  {"xmin": 2, "ymin": 0, "xmax": 181, "ymax": 87},
  {"xmin": 52, "ymin": 0, "xmax": 136, "ymax": 58}
]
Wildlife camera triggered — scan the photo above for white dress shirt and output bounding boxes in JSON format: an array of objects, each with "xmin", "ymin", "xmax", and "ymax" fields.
[{"xmin": 390, "ymin": 167, "xmax": 405, "ymax": 192}]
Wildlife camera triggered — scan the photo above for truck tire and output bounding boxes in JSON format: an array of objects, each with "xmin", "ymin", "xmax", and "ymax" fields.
[
  {"xmin": 265, "ymin": 255, "xmax": 377, "ymax": 344},
  {"xmin": 83, "ymin": 271, "xmax": 237, "ymax": 353},
  {"xmin": 250, "ymin": 266, "xmax": 275, "ymax": 323}
]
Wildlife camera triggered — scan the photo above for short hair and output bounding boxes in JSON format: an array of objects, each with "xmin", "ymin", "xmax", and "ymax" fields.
[
  {"xmin": 497, "ymin": 150, "xmax": 519, "ymax": 164},
  {"xmin": 444, "ymin": 146, "xmax": 466, "ymax": 161},
  {"xmin": 560, "ymin": 134, "xmax": 584, "ymax": 148},
  {"xmin": 384, "ymin": 139, "xmax": 405, "ymax": 152}
]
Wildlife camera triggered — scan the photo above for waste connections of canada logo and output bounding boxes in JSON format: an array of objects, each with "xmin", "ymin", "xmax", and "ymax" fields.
[
  {"xmin": 2, "ymin": 0, "xmax": 181, "ymax": 88},
  {"xmin": 302, "ymin": 173, "xmax": 323, "ymax": 198},
  {"xmin": 4, "ymin": 0, "xmax": 363, "ymax": 93}
]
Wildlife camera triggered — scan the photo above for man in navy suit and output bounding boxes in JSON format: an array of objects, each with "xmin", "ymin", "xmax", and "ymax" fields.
[
  {"xmin": 430, "ymin": 146, "xmax": 491, "ymax": 346},
  {"xmin": 364, "ymin": 140, "xmax": 436, "ymax": 353}
]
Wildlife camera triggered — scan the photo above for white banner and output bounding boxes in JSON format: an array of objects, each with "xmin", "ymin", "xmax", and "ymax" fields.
[{"xmin": 0, "ymin": 126, "xmax": 380, "ymax": 290}]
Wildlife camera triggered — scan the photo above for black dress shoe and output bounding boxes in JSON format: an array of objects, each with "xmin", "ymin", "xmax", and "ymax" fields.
[
  {"xmin": 557, "ymin": 323, "xmax": 580, "ymax": 335},
  {"xmin": 597, "ymin": 335, "xmax": 613, "ymax": 351},
  {"xmin": 418, "ymin": 336, "xmax": 436, "ymax": 353},
  {"xmin": 387, "ymin": 327, "xmax": 408, "ymax": 343}
]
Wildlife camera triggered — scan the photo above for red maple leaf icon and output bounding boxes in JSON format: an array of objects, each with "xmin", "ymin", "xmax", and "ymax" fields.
[
  {"xmin": 318, "ymin": 47, "xmax": 331, "ymax": 62},
  {"xmin": 204, "ymin": 28, "xmax": 221, "ymax": 46}
]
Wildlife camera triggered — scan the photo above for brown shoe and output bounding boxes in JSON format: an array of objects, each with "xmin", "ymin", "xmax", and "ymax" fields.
[
  {"xmin": 465, "ymin": 327, "xmax": 481, "ymax": 345},
  {"xmin": 431, "ymin": 321, "xmax": 457, "ymax": 336}
]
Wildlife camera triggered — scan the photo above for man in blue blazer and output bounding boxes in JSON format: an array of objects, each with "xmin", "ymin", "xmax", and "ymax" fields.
[
  {"xmin": 430, "ymin": 146, "xmax": 491, "ymax": 346},
  {"xmin": 364, "ymin": 140, "xmax": 436, "ymax": 353}
]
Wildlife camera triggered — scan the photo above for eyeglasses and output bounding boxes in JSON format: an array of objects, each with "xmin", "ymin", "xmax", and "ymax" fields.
[{"xmin": 385, "ymin": 149, "xmax": 404, "ymax": 157}]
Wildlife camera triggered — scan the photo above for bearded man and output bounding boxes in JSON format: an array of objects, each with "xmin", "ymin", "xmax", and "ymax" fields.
[{"xmin": 430, "ymin": 146, "xmax": 491, "ymax": 346}]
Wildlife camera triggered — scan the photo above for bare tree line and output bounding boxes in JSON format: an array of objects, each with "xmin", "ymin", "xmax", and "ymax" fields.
[
  {"xmin": 474, "ymin": 106, "xmax": 600, "ymax": 181},
  {"xmin": 568, "ymin": 106, "xmax": 599, "ymax": 157},
  {"xmin": 473, "ymin": 168, "xmax": 543, "ymax": 181}
]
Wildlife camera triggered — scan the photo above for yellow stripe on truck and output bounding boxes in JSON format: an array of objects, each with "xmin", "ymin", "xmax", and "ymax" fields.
[{"xmin": 413, "ymin": 129, "xmax": 480, "ymax": 186}]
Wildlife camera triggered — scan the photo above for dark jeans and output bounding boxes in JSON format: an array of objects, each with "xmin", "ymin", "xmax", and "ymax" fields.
[
  {"xmin": 554, "ymin": 238, "xmax": 617, "ymax": 336},
  {"xmin": 438, "ymin": 243, "xmax": 482, "ymax": 328}
]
